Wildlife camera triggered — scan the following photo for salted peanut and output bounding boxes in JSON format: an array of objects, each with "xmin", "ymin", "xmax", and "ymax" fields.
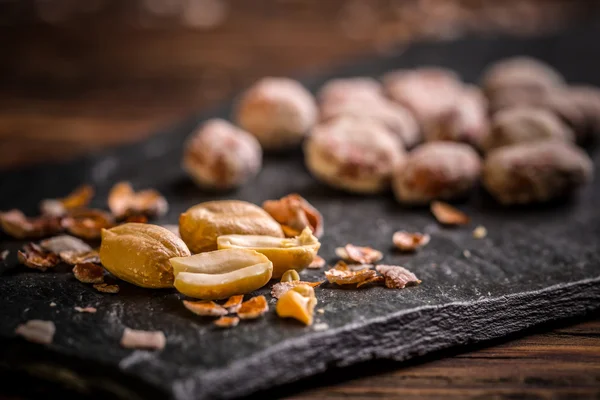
[
  {"xmin": 180, "ymin": 200, "xmax": 284, "ymax": 253},
  {"xmin": 59, "ymin": 250, "xmax": 100, "ymax": 265},
  {"xmin": 40, "ymin": 185, "xmax": 94, "ymax": 217},
  {"xmin": 170, "ymin": 248, "xmax": 273, "ymax": 300},
  {"xmin": 481, "ymin": 57, "xmax": 564, "ymax": 97},
  {"xmin": 281, "ymin": 269, "xmax": 300, "ymax": 282},
  {"xmin": 304, "ymin": 116, "xmax": 405, "ymax": 194},
  {"xmin": 376, "ymin": 265, "xmax": 421, "ymax": 289},
  {"xmin": 61, "ymin": 209, "xmax": 115, "ymax": 240},
  {"xmin": 40, "ymin": 235, "xmax": 92, "ymax": 255},
  {"xmin": 18, "ymin": 243, "xmax": 60, "ymax": 271},
  {"xmin": 325, "ymin": 261, "xmax": 377, "ymax": 285},
  {"xmin": 222, "ymin": 295, "xmax": 244, "ymax": 313},
  {"xmin": 431, "ymin": 201, "xmax": 470, "ymax": 226},
  {"xmin": 382, "ymin": 67, "xmax": 464, "ymax": 127},
  {"xmin": 182, "ymin": 119, "xmax": 262, "ymax": 190},
  {"xmin": 335, "ymin": 244, "xmax": 382, "ymax": 264},
  {"xmin": 100, "ymin": 223, "xmax": 191, "ymax": 289},
  {"xmin": 484, "ymin": 107, "xmax": 574, "ymax": 152},
  {"xmin": 0, "ymin": 210, "xmax": 62, "ymax": 239},
  {"xmin": 307, "ymin": 255, "xmax": 325, "ymax": 269},
  {"xmin": 483, "ymin": 140, "xmax": 593, "ymax": 205},
  {"xmin": 121, "ymin": 328, "xmax": 166, "ymax": 350},
  {"xmin": 235, "ymin": 77, "xmax": 317, "ymax": 150},
  {"xmin": 317, "ymin": 77, "xmax": 382, "ymax": 105},
  {"xmin": 93, "ymin": 283, "xmax": 120, "ymax": 294},
  {"xmin": 262, "ymin": 194, "xmax": 323, "ymax": 238},
  {"xmin": 15, "ymin": 320, "xmax": 55, "ymax": 345},
  {"xmin": 183, "ymin": 300, "xmax": 228, "ymax": 317},
  {"xmin": 320, "ymin": 96, "xmax": 421, "ymax": 148},
  {"xmin": 393, "ymin": 231, "xmax": 430, "ymax": 252},
  {"xmin": 108, "ymin": 182, "xmax": 168, "ymax": 220},
  {"xmin": 217, "ymin": 227, "xmax": 320, "ymax": 278},
  {"xmin": 237, "ymin": 295, "xmax": 269, "ymax": 320},
  {"xmin": 271, "ymin": 280, "xmax": 323, "ymax": 299},
  {"xmin": 393, "ymin": 142, "xmax": 481, "ymax": 205},
  {"xmin": 73, "ymin": 263, "xmax": 105, "ymax": 284},
  {"xmin": 276, "ymin": 284, "xmax": 317, "ymax": 326},
  {"xmin": 424, "ymin": 87, "xmax": 490, "ymax": 150},
  {"xmin": 214, "ymin": 316, "xmax": 240, "ymax": 328}
]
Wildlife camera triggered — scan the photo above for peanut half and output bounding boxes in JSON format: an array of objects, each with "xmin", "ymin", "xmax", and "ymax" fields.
[
  {"xmin": 217, "ymin": 227, "xmax": 320, "ymax": 278},
  {"xmin": 170, "ymin": 248, "xmax": 273, "ymax": 300}
]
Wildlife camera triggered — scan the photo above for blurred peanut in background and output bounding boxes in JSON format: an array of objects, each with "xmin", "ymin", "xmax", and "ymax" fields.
[{"xmin": 0, "ymin": 0, "xmax": 595, "ymax": 168}]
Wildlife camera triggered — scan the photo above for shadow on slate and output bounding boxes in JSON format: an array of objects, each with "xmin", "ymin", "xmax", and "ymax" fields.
[{"xmin": 1, "ymin": 23, "xmax": 600, "ymax": 400}]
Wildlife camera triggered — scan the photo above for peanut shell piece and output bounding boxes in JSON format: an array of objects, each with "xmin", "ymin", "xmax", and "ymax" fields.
[
  {"xmin": 483, "ymin": 140, "xmax": 593, "ymax": 205},
  {"xmin": 170, "ymin": 248, "xmax": 273, "ymax": 300},
  {"xmin": 484, "ymin": 107, "xmax": 575, "ymax": 153},
  {"xmin": 317, "ymin": 77, "xmax": 382, "ymax": 106},
  {"xmin": 320, "ymin": 96, "xmax": 421, "ymax": 148},
  {"xmin": 179, "ymin": 200, "xmax": 284, "ymax": 253},
  {"xmin": 304, "ymin": 116, "xmax": 406, "ymax": 194},
  {"xmin": 99, "ymin": 223, "xmax": 191, "ymax": 289},
  {"xmin": 182, "ymin": 119, "xmax": 262, "ymax": 190},
  {"xmin": 382, "ymin": 67, "xmax": 464, "ymax": 128},
  {"xmin": 235, "ymin": 77, "xmax": 317, "ymax": 150},
  {"xmin": 424, "ymin": 86, "xmax": 490, "ymax": 150},
  {"xmin": 393, "ymin": 142, "xmax": 482, "ymax": 205},
  {"xmin": 217, "ymin": 227, "xmax": 320, "ymax": 279}
]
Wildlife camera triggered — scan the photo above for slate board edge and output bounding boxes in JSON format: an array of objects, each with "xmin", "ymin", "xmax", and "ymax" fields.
[{"xmin": 173, "ymin": 276, "xmax": 600, "ymax": 400}]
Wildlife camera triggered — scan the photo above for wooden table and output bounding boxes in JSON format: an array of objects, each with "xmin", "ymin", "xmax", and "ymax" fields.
[
  {"xmin": 1, "ymin": 2, "xmax": 599, "ymax": 398},
  {"xmin": 285, "ymin": 318, "xmax": 600, "ymax": 399}
]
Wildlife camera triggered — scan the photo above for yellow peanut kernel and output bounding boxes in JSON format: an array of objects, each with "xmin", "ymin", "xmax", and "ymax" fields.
[
  {"xmin": 170, "ymin": 248, "xmax": 273, "ymax": 300},
  {"xmin": 276, "ymin": 284, "xmax": 317, "ymax": 326},
  {"xmin": 217, "ymin": 227, "xmax": 320, "ymax": 278}
]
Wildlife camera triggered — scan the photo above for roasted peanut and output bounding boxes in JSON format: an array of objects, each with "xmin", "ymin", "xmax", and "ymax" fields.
[
  {"xmin": 276, "ymin": 284, "xmax": 317, "ymax": 326},
  {"xmin": 235, "ymin": 77, "xmax": 317, "ymax": 150},
  {"xmin": 382, "ymin": 67, "xmax": 464, "ymax": 128},
  {"xmin": 179, "ymin": 200, "xmax": 284, "ymax": 253},
  {"xmin": 320, "ymin": 96, "xmax": 420, "ymax": 149},
  {"xmin": 393, "ymin": 142, "xmax": 481, "ymax": 204},
  {"xmin": 484, "ymin": 107, "xmax": 574, "ymax": 152},
  {"xmin": 317, "ymin": 77, "xmax": 382, "ymax": 106},
  {"xmin": 99, "ymin": 223, "xmax": 191, "ymax": 288},
  {"xmin": 217, "ymin": 227, "xmax": 320, "ymax": 278},
  {"xmin": 304, "ymin": 116, "xmax": 405, "ymax": 194},
  {"xmin": 424, "ymin": 86, "xmax": 490, "ymax": 150},
  {"xmin": 481, "ymin": 57, "xmax": 564, "ymax": 97},
  {"xmin": 483, "ymin": 140, "xmax": 593, "ymax": 205},
  {"xmin": 182, "ymin": 119, "xmax": 262, "ymax": 190},
  {"xmin": 170, "ymin": 248, "xmax": 273, "ymax": 300}
]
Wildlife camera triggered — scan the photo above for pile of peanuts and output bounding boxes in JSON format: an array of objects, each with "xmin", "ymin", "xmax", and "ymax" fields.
[{"xmin": 183, "ymin": 57, "xmax": 597, "ymax": 205}]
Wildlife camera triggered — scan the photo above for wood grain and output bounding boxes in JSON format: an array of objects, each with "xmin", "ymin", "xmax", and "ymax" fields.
[
  {"xmin": 0, "ymin": 0, "xmax": 591, "ymax": 169},
  {"xmin": 285, "ymin": 318, "xmax": 600, "ymax": 399}
]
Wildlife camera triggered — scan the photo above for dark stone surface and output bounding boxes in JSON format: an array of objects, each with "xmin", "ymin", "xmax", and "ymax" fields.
[{"xmin": 1, "ymin": 25, "xmax": 600, "ymax": 400}]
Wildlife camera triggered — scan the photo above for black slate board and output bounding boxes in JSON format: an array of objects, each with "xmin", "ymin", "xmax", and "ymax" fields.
[{"xmin": 1, "ymin": 24, "xmax": 600, "ymax": 400}]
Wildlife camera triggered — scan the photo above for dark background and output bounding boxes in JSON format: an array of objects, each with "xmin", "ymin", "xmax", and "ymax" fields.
[
  {"xmin": 0, "ymin": 0, "xmax": 597, "ymax": 168},
  {"xmin": 0, "ymin": 1, "xmax": 599, "ymax": 399}
]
